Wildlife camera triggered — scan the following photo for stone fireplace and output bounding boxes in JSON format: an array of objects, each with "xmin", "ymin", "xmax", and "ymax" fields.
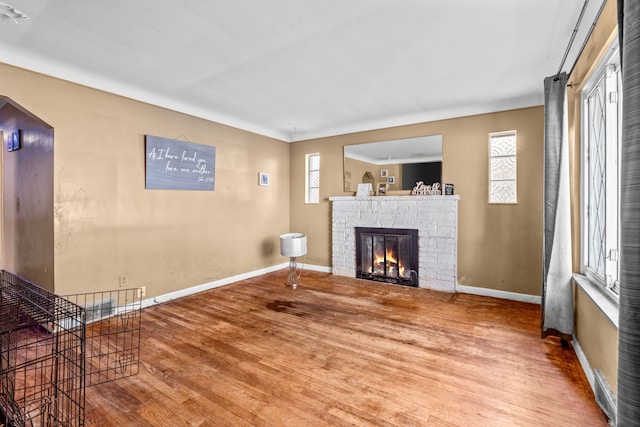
[{"xmin": 329, "ymin": 195, "xmax": 459, "ymax": 292}]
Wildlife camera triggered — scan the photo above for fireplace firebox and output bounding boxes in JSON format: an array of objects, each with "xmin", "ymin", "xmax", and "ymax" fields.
[{"xmin": 355, "ymin": 227, "xmax": 419, "ymax": 287}]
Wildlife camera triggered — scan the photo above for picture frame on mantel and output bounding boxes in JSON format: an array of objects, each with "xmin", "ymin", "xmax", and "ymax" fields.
[
  {"xmin": 357, "ymin": 183, "xmax": 373, "ymax": 197},
  {"xmin": 377, "ymin": 182, "xmax": 387, "ymax": 195}
]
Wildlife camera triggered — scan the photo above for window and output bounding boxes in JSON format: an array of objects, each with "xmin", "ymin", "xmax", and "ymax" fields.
[
  {"xmin": 305, "ymin": 153, "xmax": 320, "ymax": 204},
  {"xmin": 581, "ymin": 41, "xmax": 621, "ymax": 297},
  {"xmin": 489, "ymin": 131, "xmax": 517, "ymax": 204}
]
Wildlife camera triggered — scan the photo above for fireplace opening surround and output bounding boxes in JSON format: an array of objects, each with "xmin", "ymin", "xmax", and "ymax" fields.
[
  {"xmin": 330, "ymin": 195, "xmax": 459, "ymax": 292},
  {"xmin": 356, "ymin": 227, "xmax": 419, "ymax": 287}
]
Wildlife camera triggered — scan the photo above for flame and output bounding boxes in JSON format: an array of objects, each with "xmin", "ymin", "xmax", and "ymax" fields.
[
  {"xmin": 388, "ymin": 248, "xmax": 409, "ymax": 278},
  {"xmin": 386, "ymin": 248, "xmax": 397, "ymax": 265},
  {"xmin": 373, "ymin": 253, "xmax": 385, "ymax": 274},
  {"xmin": 369, "ymin": 243, "xmax": 409, "ymax": 278}
]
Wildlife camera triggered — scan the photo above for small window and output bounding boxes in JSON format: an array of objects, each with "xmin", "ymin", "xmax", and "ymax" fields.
[
  {"xmin": 489, "ymin": 131, "xmax": 517, "ymax": 204},
  {"xmin": 306, "ymin": 153, "xmax": 320, "ymax": 204}
]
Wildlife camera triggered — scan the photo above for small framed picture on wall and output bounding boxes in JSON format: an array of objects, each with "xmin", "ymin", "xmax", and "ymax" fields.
[
  {"xmin": 380, "ymin": 169, "xmax": 388, "ymax": 178},
  {"xmin": 259, "ymin": 172, "xmax": 270, "ymax": 186},
  {"xmin": 7, "ymin": 129, "xmax": 21, "ymax": 152},
  {"xmin": 387, "ymin": 176, "xmax": 395, "ymax": 185}
]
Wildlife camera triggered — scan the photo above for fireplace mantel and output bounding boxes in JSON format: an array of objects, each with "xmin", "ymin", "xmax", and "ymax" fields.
[{"xmin": 329, "ymin": 195, "xmax": 459, "ymax": 292}]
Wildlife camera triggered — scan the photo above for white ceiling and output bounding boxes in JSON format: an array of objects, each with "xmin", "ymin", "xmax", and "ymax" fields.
[{"xmin": 0, "ymin": 1, "xmax": 604, "ymax": 142}]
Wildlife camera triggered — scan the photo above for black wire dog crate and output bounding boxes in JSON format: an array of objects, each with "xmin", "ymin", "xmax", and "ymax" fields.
[{"xmin": 0, "ymin": 271, "xmax": 141, "ymax": 427}]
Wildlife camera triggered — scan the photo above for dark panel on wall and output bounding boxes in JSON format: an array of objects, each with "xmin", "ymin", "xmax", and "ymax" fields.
[
  {"xmin": 145, "ymin": 135, "xmax": 216, "ymax": 191},
  {"xmin": 0, "ymin": 97, "xmax": 54, "ymax": 291},
  {"xmin": 402, "ymin": 162, "xmax": 442, "ymax": 189}
]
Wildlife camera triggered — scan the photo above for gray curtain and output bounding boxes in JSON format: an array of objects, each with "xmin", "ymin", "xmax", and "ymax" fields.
[
  {"xmin": 617, "ymin": 0, "xmax": 640, "ymax": 424},
  {"xmin": 541, "ymin": 72, "xmax": 574, "ymax": 341}
]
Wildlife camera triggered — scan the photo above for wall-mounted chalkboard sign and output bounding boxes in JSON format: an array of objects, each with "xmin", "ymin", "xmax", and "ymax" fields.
[{"xmin": 145, "ymin": 135, "xmax": 216, "ymax": 191}]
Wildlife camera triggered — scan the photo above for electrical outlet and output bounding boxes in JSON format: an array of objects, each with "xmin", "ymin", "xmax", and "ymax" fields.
[
  {"xmin": 137, "ymin": 286, "xmax": 146, "ymax": 298},
  {"xmin": 119, "ymin": 275, "xmax": 128, "ymax": 287}
]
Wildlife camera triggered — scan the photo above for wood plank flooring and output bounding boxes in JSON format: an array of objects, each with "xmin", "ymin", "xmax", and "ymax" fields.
[{"xmin": 85, "ymin": 270, "xmax": 608, "ymax": 426}]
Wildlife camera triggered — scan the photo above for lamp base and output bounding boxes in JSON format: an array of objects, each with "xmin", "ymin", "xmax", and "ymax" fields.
[{"xmin": 285, "ymin": 257, "xmax": 301, "ymax": 289}]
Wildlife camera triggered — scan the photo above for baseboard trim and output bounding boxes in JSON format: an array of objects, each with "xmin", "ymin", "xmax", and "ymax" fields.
[
  {"xmin": 594, "ymin": 369, "xmax": 617, "ymax": 425},
  {"xmin": 141, "ymin": 263, "xmax": 332, "ymax": 308},
  {"xmin": 573, "ymin": 336, "xmax": 616, "ymax": 425},
  {"xmin": 299, "ymin": 264, "xmax": 332, "ymax": 273},
  {"xmin": 455, "ymin": 284, "xmax": 541, "ymax": 304},
  {"xmin": 145, "ymin": 269, "xmax": 538, "ymax": 308},
  {"xmin": 572, "ymin": 336, "xmax": 595, "ymax": 389},
  {"xmin": 143, "ymin": 263, "xmax": 287, "ymax": 307}
]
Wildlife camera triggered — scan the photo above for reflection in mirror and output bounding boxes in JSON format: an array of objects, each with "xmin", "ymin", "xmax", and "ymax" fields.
[{"xmin": 343, "ymin": 135, "xmax": 442, "ymax": 192}]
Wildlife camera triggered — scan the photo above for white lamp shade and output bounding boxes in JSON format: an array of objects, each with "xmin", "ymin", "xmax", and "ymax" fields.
[{"xmin": 280, "ymin": 233, "xmax": 307, "ymax": 257}]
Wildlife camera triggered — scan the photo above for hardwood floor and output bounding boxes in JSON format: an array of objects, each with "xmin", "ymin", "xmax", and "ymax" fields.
[{"xmin": 85, "ymin": 270, "xmax": 608, "ymax": 426}]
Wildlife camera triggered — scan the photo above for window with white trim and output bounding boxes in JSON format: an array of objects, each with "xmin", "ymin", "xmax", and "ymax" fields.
[
  {"xmin": 305, "ymin": 153, "xmax": 320, "ymax": 204},
  {"xmin": 489, "ymin": 131, "xmax": 517, "ymax": 204},
  {"xmin": 581, "ymin": 40, "xmax": 621, "ymax": 297}
]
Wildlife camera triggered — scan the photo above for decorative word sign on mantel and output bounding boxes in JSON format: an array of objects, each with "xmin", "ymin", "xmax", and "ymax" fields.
[{"xmin": 145, "ymin": 135, "xmax": 216, "ymax": 191}]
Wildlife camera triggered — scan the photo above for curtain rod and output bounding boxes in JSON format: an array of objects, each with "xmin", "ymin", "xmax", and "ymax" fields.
[
  {"xmin": 555, "ymin": 0, "xmax": 590, "ymax": 81},
  {"xmin": 566, "ymin": 0, "xmax": 608, "ymax": 79}
]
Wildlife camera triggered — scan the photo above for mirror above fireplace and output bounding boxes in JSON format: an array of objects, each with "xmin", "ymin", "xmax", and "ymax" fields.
[{"xmin": 343, "ymin": 134, "xmax": 443, "ymax": 192}]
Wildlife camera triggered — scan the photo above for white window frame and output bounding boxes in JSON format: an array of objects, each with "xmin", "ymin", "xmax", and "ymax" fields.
[
  {"xmin": 580, "ymin": 39, "xmax": 621, "ymax": 300},
  {"xmin": 305, "ymin": 153, "xmax": 320, "ymax": 204},
  {"xmin": 488, "ymin": 130, "xmax": 517, "ymax": 204}
]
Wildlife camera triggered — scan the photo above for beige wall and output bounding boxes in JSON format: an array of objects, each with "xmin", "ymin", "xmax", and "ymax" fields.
[
  {"xmin": 567, "ymin": 0, "xmax": 619, "ymax": 394},
  {"xmin": 575, "ymin": 287, "xmax": 619, "ymax": 392},
  {"xmin": 291, "ymin": 106, "xmax": 544, "ymax": 296},
  {"xmin": 0, "ymin": 63, "xmax": 290, "ymax": 297}
]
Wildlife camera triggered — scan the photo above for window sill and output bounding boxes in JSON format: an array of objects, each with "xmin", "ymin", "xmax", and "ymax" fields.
[{"xmin": 573, "ymin": 273, "xmax": 619, "ymax": 328}]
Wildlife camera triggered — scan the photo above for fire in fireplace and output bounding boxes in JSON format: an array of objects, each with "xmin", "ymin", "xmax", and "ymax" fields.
[{"xmin": 355, "ymin": 227, "xmax": 419, "ymax": 287}]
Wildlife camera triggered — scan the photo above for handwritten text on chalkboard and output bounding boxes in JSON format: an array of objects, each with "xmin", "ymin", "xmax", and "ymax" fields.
[{"xmin": 145, "ymin": 135, "xmax": 216, "ymax": 191}]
